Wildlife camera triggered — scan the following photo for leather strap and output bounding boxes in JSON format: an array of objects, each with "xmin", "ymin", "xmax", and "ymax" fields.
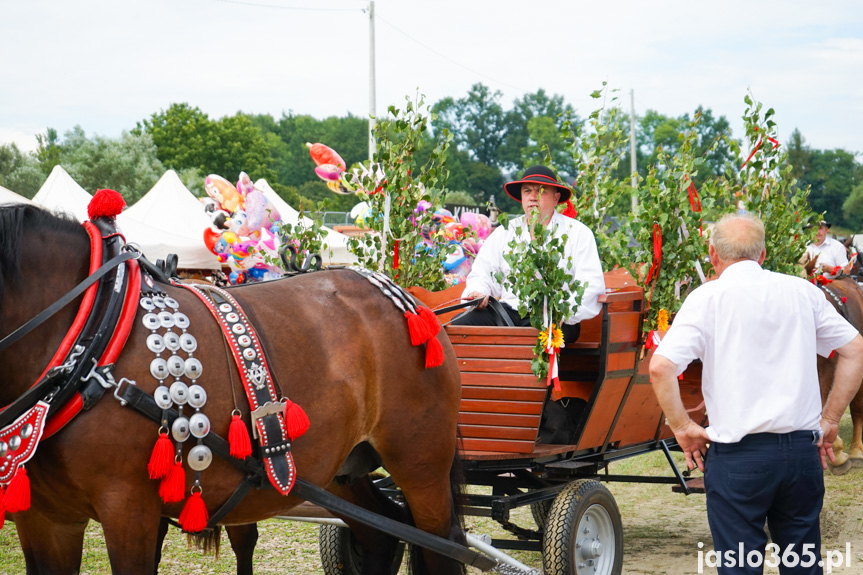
[{"xmin": 487, "ymin": 297, "xmax": 516, "ymax": 327}]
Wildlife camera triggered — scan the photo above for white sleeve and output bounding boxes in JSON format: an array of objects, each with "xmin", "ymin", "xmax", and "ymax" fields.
[
  {"xmin": 654, "ymin": 292, "xmax": 707, "ymax": 374},
  {"xmin": 564, "ymin": 224, "xmax": 606, "ymax": 324},
  {"xmin": 832, "ymin": 242, "xmax": 850, "ymax": 267},
  {"xmin": 462, "ymin": 225, "xmax": 506, "ymax": 300}
]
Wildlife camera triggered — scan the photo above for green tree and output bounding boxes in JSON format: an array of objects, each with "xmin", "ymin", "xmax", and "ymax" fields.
[
  {"xmin": 135, "ymin": 103, "xmax": 212, "ymax": 172},
  {"xmin": 0, "ymin": 143, "xmax": 43, "ymax": 198},
  {"xmin": 61, "ymin": 127, "xmax": 164, "ymax": 204},
  {"xmin": 842, "ymin": 182, "xmax": 863, "ymax": 229},
  {"xmin": 35, "ymin": 128, "xmax": 62, "ymax": 176},
  {"xmin": 431, "ymin": 83, "xmax": 508, "ymax": 168},
  {"xmin": 206, "ymin": 113, "xmax": 275, "ymax": 183},
  {"xmin": 799, "ymin": 148, "xmax": 862, "ymax": 227},
  {"xmin": 505, "ymin": 89, "xmax": 578, "ymax": 178}
]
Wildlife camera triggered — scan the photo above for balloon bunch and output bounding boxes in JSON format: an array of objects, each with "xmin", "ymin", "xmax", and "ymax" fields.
[
  {"xmin": 308, "ymin": 142, "xmax": 358, "ymax": 195},
  {"xmin": 415, "ymin": 204, "xmax": 493, "ymax": 286},
  {"xmin": 202, "ymin": 172, "xmax": 284, "ymax": 284}
]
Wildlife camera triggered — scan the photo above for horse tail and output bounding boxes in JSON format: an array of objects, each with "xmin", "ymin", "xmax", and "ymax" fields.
[
  {"xmin": 407, "ymin": 435, "xmax": 467, "ymax": 575},
  {"xmin": 186, "ymin": 526, "xmax": 222, "ymax": 558}
]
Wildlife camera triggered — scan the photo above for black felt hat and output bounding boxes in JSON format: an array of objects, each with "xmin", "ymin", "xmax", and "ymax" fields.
[{"xmin": 504, "ymin": 165, "xmax": 571, "ymax": 204}]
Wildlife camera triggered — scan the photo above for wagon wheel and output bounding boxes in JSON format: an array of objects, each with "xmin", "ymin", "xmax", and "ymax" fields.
[
  {"xmin": 542, "ymin": 479, "xmax": 623, "ymax": 575},
  {"xmin": 319, "ymin": 524, "xmax": 404, "ymax": 575},
  {"xmin": 530, "ymin": 499, "xmax": 552, "ymax": 529}
]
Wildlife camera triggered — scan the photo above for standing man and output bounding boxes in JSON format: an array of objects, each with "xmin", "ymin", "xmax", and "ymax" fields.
[
  {"xmin": 452, "ymin": 165, "xmax": 605, "ymax": 338},
  {"xmin": 805, "ymin": 220, "xmax": 851, "ymax": 278},
  {"xmin": 650, "ymin": 213, "xmax": 863, "ymax": 574}
]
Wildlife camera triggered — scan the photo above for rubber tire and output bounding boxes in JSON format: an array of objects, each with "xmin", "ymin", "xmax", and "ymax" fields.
[
  {"xmin": 531, "ymin": 499, "xmax": 553, "ymax": 529},
  {"xmin": 319, "ymin": 524, "xmax": 404, "ymax": 575},
  {"xmin": 542, "ymin": 479, "xmax": 623, "ymax": 575}
]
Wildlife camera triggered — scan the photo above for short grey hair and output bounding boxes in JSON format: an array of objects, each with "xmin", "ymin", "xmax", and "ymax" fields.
[{"xmin": 710, "ymin": 213, "xmax": 765, "ymax": 261}]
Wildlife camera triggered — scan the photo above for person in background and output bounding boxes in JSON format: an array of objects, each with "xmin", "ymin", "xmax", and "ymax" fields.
[
  {"xmin": 650, "ymin": 213, "xmax": 863, "ymax": 574},
  {"xmin": 804, "ymin": 220, "xmax": 851, "ymax": 278}
]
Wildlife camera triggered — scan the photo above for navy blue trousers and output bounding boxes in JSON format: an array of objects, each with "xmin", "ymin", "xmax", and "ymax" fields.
[{"xmin": 705, "ymin": 431, "xmax": 825, "ymax": 574}]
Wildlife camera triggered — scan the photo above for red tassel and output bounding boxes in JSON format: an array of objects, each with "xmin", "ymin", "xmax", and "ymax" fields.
[
  {"xmin": 159, "ymin": 461, "xmax": 186, "ymax": 504},
  {"xmin": 148, "ymin": 432, "xmax": 174, "ymax": 480},
  {"xmin": 229, "ymin": 414, "xmax": 253, "ymax": 459},
  {"xmin": 419, "ymin": 306, "xmax": 440, "ymax": 338},
  {"xmin": 425, "ymin": 336, "xmax": 444, "ymax": 368},
  {"xmin": 405, "ymin": 311, "xmax": 430, "ymax": 346},
  {"xmin": 179, "ymin": 491, "xmax": 209, "ymax": 533},
  {"xmin": 4, "ymin": 467, "xmax": 31, "ymax": 513},
  {"xmin": 284, "ymin": 400, "xmax": 310, "ymax": 440},
  {"xmin": 87, "ymin": 189, "xmax": 126, "ymax": 220},
  {"xmin": 561, "ymin": 199, "xmax": 577, "ymax": 219}
]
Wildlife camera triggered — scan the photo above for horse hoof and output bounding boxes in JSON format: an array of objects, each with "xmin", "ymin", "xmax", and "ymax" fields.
[
  {"xmin": 830, "ymin": 460, "xmax": 854, "ymax": 475},
  {"xmin": 851, "ymin": 458, "xmax": 863, "ymax": 468}
]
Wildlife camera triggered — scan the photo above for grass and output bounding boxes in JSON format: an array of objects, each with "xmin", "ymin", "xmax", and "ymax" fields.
[{"xmin": 2, "ymin": 411, "xmax": 863, "ymax": 573}]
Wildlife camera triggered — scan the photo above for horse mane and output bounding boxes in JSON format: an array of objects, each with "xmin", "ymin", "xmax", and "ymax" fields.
[{"xmin": 0, "ymin": 204, "xmax": 85, "ymax": 300}]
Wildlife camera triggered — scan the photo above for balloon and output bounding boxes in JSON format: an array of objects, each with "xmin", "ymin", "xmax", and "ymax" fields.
[
  {"xmin": 205, "ymin": 174, "xmax": 244, "ymax": 213},
  {"xmin": 315, "ymin": 164, "xmax": 342, "ymax": 182},
  {"xmin": 229, "ymin": 173, "xmax": 281, "ymax": 238},
  {"xmin": 460, "ymin": 212, "xmax": 492, "ymax": 240},
  {"xmin": 350, "ymin": 201, "xmax": 371, "ymax": 226},
  {"xmin": 444, "ymin": 221, "xmax": 466, "ymax": 241},
  {"xmin": 432, "ymin": 208, "xmax": 454, "ymax": 224},
  {"xmin": 306, "ymin": 142, "xmax": 346, "ymax": 171}
]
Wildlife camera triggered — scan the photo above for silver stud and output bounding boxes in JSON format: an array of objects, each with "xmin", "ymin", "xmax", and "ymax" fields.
[
  {"xmin": 187, "ymin": 385, "xmax": 207, "ymax": 409},
  {"xmin": 0, "ymin": 441, "xmax": 6, "ymax": 457},
  {"xmin": 164, "ymin": 331, "xmax": 180, "ymax": 352},
  {"xmin": 185, "ymin": 358, "xmax": 203, "ymax": 379},
  {"xmin": 169, "ymin": 381, "xmax": 189, "ymax": 405},
  {"xmin": 171, "ymin": 417, "xmax": 190, "ymax": 442},
  {"xmin": 152, "ymin": 296, "xmax": 167, "ymax": 309},
  {"xmin": 237, "ymin": 335, "xmax": 252, "ymax": 347},
  {"xmin": 167, "ymin": 355, "xmax": 185, "ymax": 377},
  {"xmin": 188, "ymin": 445, "xmax": 212, "ymax": 470},
  {"xmin": 180, "ymin": 333, "xmax": 197, "ymax": 353},
  {"xmin": 232, "ymin": 323, "xmax": 246, "ymax": 335},
  {"xmin": 8, "ymin": 436, "xmax": 21, "ymax": 451},
  {"xmin": 154, "ymin": 386, "xmax": 173, "ymax": 409},
  {"xmin": 164, "ymin": 297, "xmax": 179, "ymax": 309},
  {"xmin": 189, "ymin": 413, "xmax": 211, "ymax": 438},
  {"xmin": 226, "ymin": 312, "xmax": 239, "ymax": 323},
  {"xmin": 139, "ymin": 297, "xmax": 155, "ymax": 311},
  {"xmin": 242, "ymin": 348, "xmax": 257, "ymax": 361},
  {"xmin": 150, "ymin": 358, "xmax": 169, "ymax": 380},
  {"xmin": 20, "ymin": 423, "xmax": 33, "ymax": 440},
  {"xmin": 173, "ymin": 313, "xmax": 190, "ymax": 329},
  {"xmin": 146, "ymin": 333, "xmax": 165, "ymax": 354},
  {"xmin": 158, "ymin": 311, "xmax": 175, "ymax": 328},
  {"xmin": 219, "ymin": 303, "xmax": 233, "ymax": 313},
  {"xmin": 143, "ymin": 313, "xmax": 160, "ymax": 330}
]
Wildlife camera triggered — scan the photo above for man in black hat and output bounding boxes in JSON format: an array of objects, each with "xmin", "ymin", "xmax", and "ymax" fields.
[
  {"xmin": 804, "ymin": 220, "xmax": 850, "ymax": 278},
  {"xmin": 452, "ymin": 165, "xmax": 605, "ymax": 335}
]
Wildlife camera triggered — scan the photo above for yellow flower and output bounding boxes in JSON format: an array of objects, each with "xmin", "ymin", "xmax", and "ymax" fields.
[
  {"xmin": 657, "ymin": 308, "xmax": 669, "ymax": 332},
  {"xmin": 539, "ymin": 325, "xmax": 564, "ymax": 350}
]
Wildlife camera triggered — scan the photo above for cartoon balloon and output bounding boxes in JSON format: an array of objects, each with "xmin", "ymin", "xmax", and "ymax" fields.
[
  {"xmin": 306, "ymin": 142, "xmax": 346, "ymax": 171},
  {"xmin": 315, "ymin": 164, "xmax": 342, "ymax": 182},
  {"xmin": 460, "ymin": 212, "xmax": 492, "ymax": 240},
  {"xmin": 205, "ymin": 174, "xmax": 244, "ymax": 213}
]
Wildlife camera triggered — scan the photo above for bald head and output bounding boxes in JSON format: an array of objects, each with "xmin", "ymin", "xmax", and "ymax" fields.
[{"xmin": 710, "ymin": 213, "xmax": 765, "ymax": 263}]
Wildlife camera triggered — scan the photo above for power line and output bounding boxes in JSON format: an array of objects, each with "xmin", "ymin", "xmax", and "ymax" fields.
[{"xmin": 212, "ymin": 0, "xmax": 362, "ymax": 12}]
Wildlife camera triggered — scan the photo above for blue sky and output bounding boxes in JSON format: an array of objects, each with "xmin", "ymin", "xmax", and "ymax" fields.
[{"xmin": 2, "ymin": 0, "xmax": 861, "ymax": 155}]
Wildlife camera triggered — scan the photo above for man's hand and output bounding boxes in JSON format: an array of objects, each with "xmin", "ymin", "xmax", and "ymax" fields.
[
  {"xmin": 818, "ymin": 417, "xmax": 840, "ymax": 469},
  {"xmin": 670, "ymin": 419, "xmax": 710, "ymax": 472},
  {"xmin": 465, "ymin": 291, "xmax": 490, "ymax": 310}
]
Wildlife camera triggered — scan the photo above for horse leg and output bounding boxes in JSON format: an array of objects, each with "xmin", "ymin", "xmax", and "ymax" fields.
[
  {"xmin": 226, "ymin": 524, "xmax": 259, "ymax": 575},
  {"xmin": 152, "ymin": 517, "xmax": 171, "ymax": 575},
  {"xmin": 13, "ymin": 511, "xmax": 88, "ymax": 575},
  {"xmin": 848, "ymin": 392, "xmax": 863, "ymax": 463},
  {"xmin": 329, "ymin": 476, "xmax": 408, "ymax": 574},
  {"xmin": 100, "ymin": 504, "xmax": 163, "ymax": 574}
]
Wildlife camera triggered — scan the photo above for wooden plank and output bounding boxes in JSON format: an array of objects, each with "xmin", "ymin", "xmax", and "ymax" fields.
[
  {"xmin": 456, "ymin": 358, "xmax": 534, "ymax": 374},
  {"xmin": 459, "ymin": 437, "xmax": 536, "ymax": 454},
  {"xmin": 446, "ymin": 325, "xmax": 537, "ymax": 337},
  {"xmin": 608, "ymin": 384, "xmax": 664, "ymax": 446},
  {"xmin": 458, "ymin": 412, "xmax": 541, "ymax": 428},
  {"xmin": 459, "ymin": 425, "xmax": 538, "ymax": 441},
  {"xmin": 452, "ymin": 344, "xmax": 534, "ymax": 360},
  {"xmin": 407, "ymin": 284, "xmax": 465, "ymax": 325},
  {"xmin": 460, "ymin": 442, "xmax": 578, "ymax": 461},
  {"xmin": 579, "ymin": 317, "xmax": 602, "ymax": 344},
  {"xmin": 607, "ymin": 351, "xmax": 638, "ymax": 373},
  {"xmin": 447, "ymin": 333, "xmax": 539, "ymax": 346},
  {"xmin": 607, "ymin": 312, "xmax": 641, "ymax": 343},
  {"xmin": 576, "ymin": 377, "xmax": 630, "ymax": 450},
  {"xmin": 459, "ymin": 399, "xmax": 543, "ymax": 416},
  {"xmin": 551, "ymin": 380, "xmax": 593, "ymax": 402},
  {"xmin": 460, "ymin": 372, "xmax": 541, "ymax": 388},
  {"xmin": 460, "ymin": 386, "xmax": 546, "ymax": 402}
]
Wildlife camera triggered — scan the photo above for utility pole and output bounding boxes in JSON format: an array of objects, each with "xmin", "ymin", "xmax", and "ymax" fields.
[
  {"xmin": 630, "ymin": 89, "xmax": 638, "ymax": 212},
  {"xmin": 368, "ymin": 1, "xmax": 377, "ymax": 162}
]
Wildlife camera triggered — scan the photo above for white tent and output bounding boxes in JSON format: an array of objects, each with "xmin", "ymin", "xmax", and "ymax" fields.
[
  {"xmin": 0, "ymin": 184, "xmax": 34, "ymax": 205},
  {"xmin": 32, "ymin": 165, "xmax": 91, "ymax": 221},
  {"xmin": 255, "ymin": 179, "xmax": 358, "ymax": 265},
  {"xmin": 118, "ymin": 170, "xmax": 220, "ymax": 270}
]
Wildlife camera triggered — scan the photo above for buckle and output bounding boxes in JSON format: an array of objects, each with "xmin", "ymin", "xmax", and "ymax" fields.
[{"xmin": 249, "ymin": 401, "xmax": 286, "ymax": 440}]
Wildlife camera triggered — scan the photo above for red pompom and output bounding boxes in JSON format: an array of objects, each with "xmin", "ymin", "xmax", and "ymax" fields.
[
  {"xmin": 419, "ymin": 306, "xmax": 441, "ymax": 338},
  {"xmin": 179, "ymin": 491, "xmax": 209, "ymax": 533},
  {"xmin": 425, "ymin": 336, "xmax": 444, "ymax": 368},
  {"xmin": 159, "ymin": 461, "xmax": 186, "ymax": 504},
  {"xmin": 561, "ymin": 199, "xmax": 577, "ymax": 219},
  {"xmin": 148, "ymin": 432, "xmax": 174, "ymax": 480},
  {"xmin": 229, "ymin": 414, "xmax": 253, "ymax": 459},
  {"xmin": 405, "ymin": 311, "xmax": 430, "ymax": 346},
  {"xmin": 284, "ymin": 400, "xmax": 310, "ymax": 441},
  {"xmin": 4, "ymin": 467, "xmax": 31, "ymax": 513},
  {"xmin": 88, "ymin": 189, "xmax": 126, "ymax": 220}
]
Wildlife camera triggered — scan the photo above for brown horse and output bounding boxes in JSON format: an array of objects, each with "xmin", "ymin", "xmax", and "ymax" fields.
[
  {"xmin": 0, "ymin": 205, "xmax": 465, "ymax": 574},
  {"xmin": 817, "ymin": 276, "xmax": 863, "ymax": 474}
]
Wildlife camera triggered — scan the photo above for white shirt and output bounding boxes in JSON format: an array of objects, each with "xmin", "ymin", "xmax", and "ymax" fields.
[
  {"xmin": 463, "ymin": 212, "xmax": 605, "ymax": 325},
  {"xmin": 805, "ymin": 237, "xmax": 849, "ymax": 274},
  {"xmin": 654, "ymin": 260, "xmax": 858, "ymax": 443}
]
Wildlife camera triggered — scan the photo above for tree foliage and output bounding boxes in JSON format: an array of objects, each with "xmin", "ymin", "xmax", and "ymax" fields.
[{"xmin": 0, "ymin": 143, "xmax": 43, "ymax": 198}]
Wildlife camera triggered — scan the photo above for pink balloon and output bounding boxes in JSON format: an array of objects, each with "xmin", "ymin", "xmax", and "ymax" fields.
[{"xmin": 315, "ymin": 164, "xmax": 342, "ymax": 182}]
